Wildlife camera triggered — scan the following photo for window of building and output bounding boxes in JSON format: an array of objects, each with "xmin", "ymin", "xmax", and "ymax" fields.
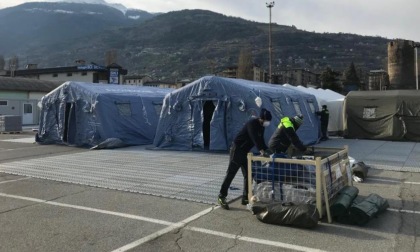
[
  {"xmin": 0, "ymin": 100, "xmax": 7, "ymax": 106},
  {"xmin": 52, "ymin": 73, "xmax": 58, "ymax": 77},
  {"xmin": 115, "ymin": 102, "xmax": 132, "ymax": 116},
  {"xmin": 81, "ymin": 72, "xmax": 87, "ymax": 76},
  {"xmin": 24, "ymin": 104, "xmax": 32, "ymax": 113},
  {"xmin": 67, "ymin": 73, "xmax": 73, "ymax": 77}
]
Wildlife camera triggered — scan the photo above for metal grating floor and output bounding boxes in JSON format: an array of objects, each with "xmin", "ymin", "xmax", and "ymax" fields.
[
  {"xmin": 0, "ymin": 145, "xmax": 243, "ymax": 205},
  {"xmin": 1, "ymin": 138, "xmax": 420, "ymax": 205}
]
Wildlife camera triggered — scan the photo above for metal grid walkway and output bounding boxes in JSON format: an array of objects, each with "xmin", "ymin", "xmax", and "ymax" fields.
[
  {"xmin": 0, "ymin": 146, "xmax": 243, "ymax": 205},
  {"xmin": 1, "ymin": 138, "xmax": 419, "ymax": 205}
]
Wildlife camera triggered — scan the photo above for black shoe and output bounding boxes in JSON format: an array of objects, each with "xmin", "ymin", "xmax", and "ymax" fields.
[
  {"xmin": 218, "ymin": 196, "xmax": 229, "ymax": 210},
  {"xmin": 241, "ymin": 197, "xmax": 249, "ymax": 205}
]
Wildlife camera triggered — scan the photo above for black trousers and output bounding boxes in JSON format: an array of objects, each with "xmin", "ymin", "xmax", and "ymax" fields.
[
  {"xmin": 321, "ymin": 123, "xmax": 328, "ymax": 139},
  {"xmin": 219, "ymin": 144, "xmax": 248, "ymax": 198}
]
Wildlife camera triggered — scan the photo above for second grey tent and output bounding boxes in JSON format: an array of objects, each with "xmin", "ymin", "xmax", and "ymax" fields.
[
  {"xmin": 153, "ymin": 76, "xmax": 321, "ymax": 151},
  {"xmin": 344, "ymin": 90, "xmax": 420, "ymax": 141},
  {"xmin": 36, "ymin": 81, "xmax": 173, "ymax": 148}
]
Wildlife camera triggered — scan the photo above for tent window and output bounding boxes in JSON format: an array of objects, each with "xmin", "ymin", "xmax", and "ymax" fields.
[
  {"xmin": 272, "ymin": 101, "xmax": 283, "ymax": 117},
  {"xmin": 0, "ymin": 100, "xmax": 7, "ymax": 106},
  {"xmin": 307, "ymin": 101, "xmax": 316, "ymax": 113},
  {"xmin": 363, "ymin": 107, "xmax": 376, "ymax": 119},
  {"xmin": 292, "ymin": 101, "xmax": 302, "ymax": 115},
  {"xmin": 116, "ymin": 103, "xmax": 132, "ymax": 116}
]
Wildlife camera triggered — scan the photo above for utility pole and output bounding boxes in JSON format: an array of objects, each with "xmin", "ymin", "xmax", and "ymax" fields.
[
  {"xmin": 266, "ymin": 2, "xmax": 275, "ymax": 83},
  {"xmin": 415, "ymin": 43, "xmax": 419, "ymax": 90}
]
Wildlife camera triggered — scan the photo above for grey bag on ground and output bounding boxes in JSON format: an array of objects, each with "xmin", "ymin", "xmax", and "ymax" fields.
[{"xmin": 351, "ymin": 162, "xmax": 369, "ymax": 180}]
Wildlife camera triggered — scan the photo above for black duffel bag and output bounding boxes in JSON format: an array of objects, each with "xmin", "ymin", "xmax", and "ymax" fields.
[{"xmin": 253, "ymin": 202, "xmax": 319, "ymax": 228}]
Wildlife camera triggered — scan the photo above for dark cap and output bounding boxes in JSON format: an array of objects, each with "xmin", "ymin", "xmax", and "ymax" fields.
[{"xmin": 259, "ymin": 108, "xmax": 272, "ymax": 121}]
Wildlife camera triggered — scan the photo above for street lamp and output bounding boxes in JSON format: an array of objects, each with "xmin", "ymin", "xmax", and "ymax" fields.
[
  {"xmin": 266, "ymin": 2, "xmax": 275, "ymax": 83},
  {"xmin": 414, "ymin": 43, "xmax": 420, "ymax": 90}
]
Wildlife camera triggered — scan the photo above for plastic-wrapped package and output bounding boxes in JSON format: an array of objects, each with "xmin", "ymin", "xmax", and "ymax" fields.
[{"xmin": 252, "ymin": 202, "xmax": 319, "ymax": 228}]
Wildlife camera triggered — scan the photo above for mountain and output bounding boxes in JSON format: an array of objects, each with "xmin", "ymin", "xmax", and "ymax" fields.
[
  {"xmin": 0, "ymin": 3, "xmax": 389, "ymax": 80},
  {"xmin": 0, "ymin": 2, "xmax": 158, "ymax": 53}
]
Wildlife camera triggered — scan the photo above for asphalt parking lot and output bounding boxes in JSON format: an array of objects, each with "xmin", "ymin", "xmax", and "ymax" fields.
[{"xmin": 0, "ymin": 131, "xmax": 419, "ymax": 252}]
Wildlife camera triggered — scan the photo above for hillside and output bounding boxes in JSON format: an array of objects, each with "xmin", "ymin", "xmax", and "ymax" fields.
[{"xmin": 0, "ymin": 3, "xmax": 389, "ymax": 79}]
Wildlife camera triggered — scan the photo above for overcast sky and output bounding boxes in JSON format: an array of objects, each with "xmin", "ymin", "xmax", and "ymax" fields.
[{"xmin": 2, "ymin": 0, "xmax": 419, "ymax": 42}]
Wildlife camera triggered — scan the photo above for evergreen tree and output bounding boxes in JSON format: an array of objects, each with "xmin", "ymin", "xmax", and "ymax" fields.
[
  {"xmin": 237, "ymin": 48, "xmax": 254, "ymax": 80},
  {"xmin": 343, "ymin": 62, "xmax": 361, "ymax": 92},
  {"xmin": 0, "ymin": 55, "xmax": 5, "ymax": 70},
  {"xmin": 320, "ymin": 67, "xmax": 341, "ymax": 93}
]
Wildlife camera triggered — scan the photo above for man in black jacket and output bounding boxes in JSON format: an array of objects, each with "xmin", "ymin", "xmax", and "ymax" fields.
[
  {"xmin": 268, "ymin": 115, "xmax": 312, "ymax": 155},
  {"xmin": 218, "ymin": 108, "xmax": 272, "ymax": 210},
  {"xmin": 316, "ymin": 105, "xmax": 329, "ymax": 141}
]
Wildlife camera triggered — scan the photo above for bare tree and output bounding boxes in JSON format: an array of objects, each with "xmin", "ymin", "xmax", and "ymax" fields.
[
  {"xmin": 8, "ymin": 55, "xmax": 19, "ymax": 77},
  {"xmin": 237, "ymin": 47, "xmax": 254, "ymax": 80}
]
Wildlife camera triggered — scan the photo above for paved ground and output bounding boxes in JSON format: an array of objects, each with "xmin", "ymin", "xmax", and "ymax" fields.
[{"xmin": 0, "ymin": 131, "xmax": 419, "ymax": 252}]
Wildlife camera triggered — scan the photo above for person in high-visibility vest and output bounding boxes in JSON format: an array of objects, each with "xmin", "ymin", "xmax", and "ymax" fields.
[{"xmin": 268, "ymin": 115, "xmax": 312, "ymax": 155}]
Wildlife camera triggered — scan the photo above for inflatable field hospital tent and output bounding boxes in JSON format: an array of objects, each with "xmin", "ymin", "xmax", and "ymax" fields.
[
  {"xmin": 36, "ymin": 81, "xmax": 173, "ymax": 148},
  {"xmin": 153, "ymin": 76, "xmax": 320, "ymax": 151},
  {"xmin": 344, "ymin": 90, "xmax": 420, "ymax": 141},
  {"xmin": 291, "ymin": 85, "xmax": 345, "ymax": 136}
]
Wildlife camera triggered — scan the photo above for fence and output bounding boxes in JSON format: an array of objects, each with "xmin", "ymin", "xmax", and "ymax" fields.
[{"xmin": 247, "ymin": 146, "xmax": 351, "ymax": 223}]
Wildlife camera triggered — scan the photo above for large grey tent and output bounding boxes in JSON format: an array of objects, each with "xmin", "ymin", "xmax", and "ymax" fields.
[
  {"xmin": 283, "ymin": 84, "xmax": 345, "ymax": 136},
  {"xmin": 153, "ymin": 76, "xmax": 321, "ymax": 151},
  {"xmin": 344, "ymin": 90, "xmax": 420, "ymax": 141},
  {"xmin": 36, "ymin": 81, "xmax": 172, "ymax": 147}
]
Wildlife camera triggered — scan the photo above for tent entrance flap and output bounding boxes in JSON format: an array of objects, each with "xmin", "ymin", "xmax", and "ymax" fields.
[
  {"xmin": 63, "ymin": 102, "xmax": 77, "ymax": 145},
  {"xmin": 191, "ymin": 99, "xmax": 228, "ymax": 151},
  {"xmin": 203, "ymin": 100, "xmax": 216, "ymax": 149}
]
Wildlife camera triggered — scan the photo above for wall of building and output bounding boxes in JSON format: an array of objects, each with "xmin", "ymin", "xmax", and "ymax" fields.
[
  {"xmin": 0, "ymin": 100, "xmax": 21, "ymax": 116},
  {"xmin": 38, "ymin": 72, "xmax": 94, "ymax": 83},
  {"xmin": 0, "ymin": 99, "xmax": 40, "ymax": 125},
  {"xmin": 29, "ymin": 92, "xmax": 49, "ymax": 100},
  {"xmin": 388, "ymin": 40, "xmax": 416, "ymax": 89},
  {"xmin": 0, "ymin": 91, "xmax": 28, "ymax": 99}
]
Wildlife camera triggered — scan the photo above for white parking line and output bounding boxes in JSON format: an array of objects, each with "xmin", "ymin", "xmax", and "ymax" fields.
[
  {"xmin": 0, "ymin": 177, "xmax": 31, "ymax": 184},
  {"xmin": 187, "ymin": 226, "xmax": 326, "ymax": 252},
  {"xmin": 388, "ymin": 208, "xmax": 420, "ymax": 215},
  {"xmin": 0, "ymin": 192, "xmax": 173, "ymax": 226},
  {"xmin": 404, "ymin": 181, "xmax": 420, "ymax": 185},
  {"xmin": 368, "ymin": 178, "xmax": 420, "ymax": 185},
  {"xmin": 0, "ymin": 192, "xmax": 328, "ymax": 251},
  {"xmin": 111, "ymin": 207, "xmax": 215, "ymax": 252}
]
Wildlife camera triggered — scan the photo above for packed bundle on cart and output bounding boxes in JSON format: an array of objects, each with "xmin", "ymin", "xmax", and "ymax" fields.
[{"xmin": 247, "ymin": 146, "xmax": 351, "ymax": 224}]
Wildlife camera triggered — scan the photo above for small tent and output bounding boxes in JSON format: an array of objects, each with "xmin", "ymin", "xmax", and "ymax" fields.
[
  {"xmin": 344, "ymin": 90, "xmax": 420, "ymax": 141},
  {"xmin": 290, "ymin": 85, "xmax": 345, "ymax": 136},
  {"xmin": 153, "ymin": 76, "xmax": 320, "ymax": 151},
  {"xmin": 36, "ymin": 81, "xmax": 173, "ymax": 147}
]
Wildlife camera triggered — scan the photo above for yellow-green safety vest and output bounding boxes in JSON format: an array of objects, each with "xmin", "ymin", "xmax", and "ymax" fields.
[{"xmin": 278, "ymin": 117, "xmax": 294, "ymax": 130}]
